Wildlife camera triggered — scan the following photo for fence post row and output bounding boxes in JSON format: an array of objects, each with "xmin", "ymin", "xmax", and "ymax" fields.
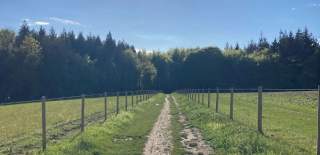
[
  {"xmin": 37, "ymin": 90, "xmax": 157, "ymax": 152},
  {"xmin": 104, "ymin": 92, "xmax": 107, "ymax": 121},
  {"xmin": 317, "ymin": 85, "xmax": 320, "ymax": 155},
  {"xmin": 216, "ymin": 88, "xmax": 219, "ymax": 113},
  {"xmin": 41, "ymin": 96, "xmax": 46, "ymax": 151},
  {"xmin": 116, "ymin": 92, "xmax": 119, "ymax": 115},
  {"xmin": 230, "ymin": 88, "xmax": 234, "ymax": 120},
  {"xmin": 81, "ymin": 94, "xmax": 85, "ymax": 132},
  {"xmin": 258, "ymin": 86, "xmax": 263, "ymax": 134}
]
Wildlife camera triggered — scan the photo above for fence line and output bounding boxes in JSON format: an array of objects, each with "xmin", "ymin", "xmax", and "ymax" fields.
[
  {"xmin": 178, "ymin": 86, "xmax": 320, "ymax": 154},
  {"xmin": 6, "ymin": 90, "xmax": 158, "ymax": 152}
]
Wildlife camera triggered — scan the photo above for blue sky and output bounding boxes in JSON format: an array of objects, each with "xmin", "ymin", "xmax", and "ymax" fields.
[{"xmin": 1, "ymin": 0, "xmax": 319, "ymax": 51}]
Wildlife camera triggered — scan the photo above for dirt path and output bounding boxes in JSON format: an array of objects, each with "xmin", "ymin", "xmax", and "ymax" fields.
[
  {"xmin": 143, "ymin": 95, "xmax": 172, "ymax": 155},
  {"xmin": 171, "ymin": 96, "xmax": 214, "ymax": 155}
]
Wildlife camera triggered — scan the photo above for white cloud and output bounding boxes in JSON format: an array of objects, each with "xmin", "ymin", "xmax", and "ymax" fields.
[
  {"xmin": 308, "ymin": 3, "xmax": 320, "ymax": 7},
  {"xmin": 34, "ymin": 21, "xmax": 50, "ymax": 26},
  {"xmin": 21, "ymin": 19, "xmax": 49, "ymax": 26},
  {"xmin": 291, "ymin": 7, "xmax": 296, "ymax": 11},
  {"xmin": 49, "ymin": 17, "xmax": 81, "ymax": 25}
]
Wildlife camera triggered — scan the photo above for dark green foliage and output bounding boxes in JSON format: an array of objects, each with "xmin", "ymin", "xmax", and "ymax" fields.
[
  {"xmin": 0, "ymin": 24, "xmax": 319, "ymax": 102},
  {"xmin": 0, "ymin": 25, "xmax": 156, "ymax": 102}
]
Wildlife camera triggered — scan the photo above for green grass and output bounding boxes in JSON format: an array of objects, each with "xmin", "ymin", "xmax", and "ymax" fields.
[
  {"xmin": 169, "ymin": 96, "xmax": 186, "ymax": 155},
  {"xmin": 0, "ymin": 94, "xmax": 141, "ymax": 154},
  {"xmin": 174, "ymin": 91, "xmax": 318, "ymax": 155},
  {"xmin": 44, "ymin": 94, "xmax": 165, "ymax": 155}
]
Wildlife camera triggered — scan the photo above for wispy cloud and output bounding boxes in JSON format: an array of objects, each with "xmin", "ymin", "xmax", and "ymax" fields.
[
  {"xmin": 22, "ymin": 18, "xmax": 50, "ymax": 26},
  {"xmin": 307, "ymin": 3, "xmax": 320, "ymax": 8},
  {"xmin": 34, "ymin": 21, "xmax": 50, "ymax": 26},
  {"xmin": 49, "ymin": 17, "xmax": 81, "ymax": 26},
  {"xmin": 291, "ymin": 7, "xmax": 296, "ymax": 11}
]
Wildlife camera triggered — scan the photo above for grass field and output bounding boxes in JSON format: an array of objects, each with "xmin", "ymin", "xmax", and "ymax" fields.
[
  {"xmin": 44, "ymin": 94, "xmax": 165, "ymax": 155},
  {"xmin": 1, "ymin": 91, "xmax": 317, "ymax": 154},
  {"xmin": 0, "ymin": 94, "xmax": 142, "ymax": 154},
  {"xmin": 175, "ymin": 91, "xmax": 318, "ymax": 154}
]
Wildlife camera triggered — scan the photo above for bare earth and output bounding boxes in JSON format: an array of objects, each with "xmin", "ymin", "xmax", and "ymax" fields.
[
  {"xmin": 143, "ymin": 95, "xmax": 172, "ymax": 155},
  {"xmin": 143, "ymin": 95, "xmax": 213, "ymax": 155},
  {"xmin": 172, "ymin": 96, "xmax": 214, "ymax": 155}
]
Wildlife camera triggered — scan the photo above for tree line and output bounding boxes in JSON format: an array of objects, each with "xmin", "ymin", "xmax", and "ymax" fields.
[{"xmin": 0, "ymin": 22, "xmax": 319, "ymax": 102}]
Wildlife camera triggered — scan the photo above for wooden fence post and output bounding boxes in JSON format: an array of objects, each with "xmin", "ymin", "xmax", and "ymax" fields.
[
  {"xmin": 131, "ymin": 91, "xmax": 134, "ymax": 108},
  {"xmin": 81, "ymin": 94, "xmax": 85, "ymax": 132},
  {"xmin": 104, "ymin": 92, "xmax": 107, "ymax": 121},
  {"xmin": 116, "ymin": 92, "xmax": 119, "ymax": 115},
  {"xmin": 216, "ymin": 88, "xmax": 219, "ymax": 113},
  {"xmin": 202, "ymin": 89, "xmax": 204, "ymax": 104},
  {"xmin": 230, "ymin": 88, "xmax": 234, "ymax": 120},
  {"xmin": 41, "ymin": 96, "xmax": 46, "ymax": 151},
  {"xmin": 191, "ymin": 89, "xmax": 193, "ymax": 101},
  {"xmin": 125, "ymin": 91, "xmax": 128, "ymax": 111},
  {"xmin": 198, "ymin": 89, "xmax": 200, "ymax": 103},
  {"xmin": 192, "ymin": 89, "xmax": 194, "ymax": 101},
  {"xmin": 317, "ymin": 85, "xmax": 320, "ymax": 155},
  {"xmin": 258, "ymin": 86, "xmax": 263, "ymax": 133},
  {"xmin": 139, "ymin": 91, "xmax": 142, "ymax": 102},
  {"xmin": 136, "ymin": 91, "xmax": 139, "ymax": 104},
  {"xmin": 208, "ymin": 88, "xmax": 210, "ymax": 108}
]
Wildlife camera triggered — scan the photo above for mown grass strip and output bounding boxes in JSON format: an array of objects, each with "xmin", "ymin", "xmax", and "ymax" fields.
[
  {"xmin": 44, "ymin": 94, "xmax": 165, "ymax": 155},
  {"xmin": 169, "ymin": 96, "xmax": 186, "ymax": 155}
]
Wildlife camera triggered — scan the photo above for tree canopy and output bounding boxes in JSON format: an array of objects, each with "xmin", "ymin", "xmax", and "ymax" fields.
[{"xmin": 0, "ymin": 24, "xmax": 319, "ymax": 102}]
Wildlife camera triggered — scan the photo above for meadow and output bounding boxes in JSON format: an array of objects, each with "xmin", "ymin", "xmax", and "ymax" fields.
[
  {"xmin": 0, "ymin": 90, "xmax": 318, "ymax": 155},
  {"xmin": 0, "ymin": 93, "xmax": 140, "ymax": 154},
  {"xmin": 45, "ymin": 94, "xmax": 165, "ymax": 155},
  {"xmin": 175, "ymin": 90, "xmax": 318, "ymax": 154}
]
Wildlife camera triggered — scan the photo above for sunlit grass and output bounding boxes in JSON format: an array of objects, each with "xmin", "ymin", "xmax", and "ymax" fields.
[
  {"xmin": 175, "ymin": 91, "xmax": 317, "ymax": 154},
  {"xmin": 0, "ymin": 94, "xmax": 140, "ymax": 154},
  {"xmin": 45, "ymin": 94, "xmax": 165, "ymax": 155}
]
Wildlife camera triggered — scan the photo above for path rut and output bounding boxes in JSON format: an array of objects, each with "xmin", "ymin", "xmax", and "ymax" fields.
[{"xmin": 172, "ymin": 96, "xmax": 214, "ymax": 155}]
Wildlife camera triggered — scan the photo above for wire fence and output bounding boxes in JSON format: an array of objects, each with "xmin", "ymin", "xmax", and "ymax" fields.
[
  {"xmin": 177, "ymin": 86, "xmax": 320, "ymax": 155},
  {"xmin": 0, "ymin": 90, "xmax": 158, "ymax": 154}
]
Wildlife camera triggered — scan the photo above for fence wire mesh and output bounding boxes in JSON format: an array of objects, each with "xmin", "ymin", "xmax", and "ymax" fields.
[
  {"xmin": 0, "ymin": 90, "xmax": 156, "ymax": 154},
  {"xmin": 180, "ymin": 88, "xmax": 318, "ymax": 154}
]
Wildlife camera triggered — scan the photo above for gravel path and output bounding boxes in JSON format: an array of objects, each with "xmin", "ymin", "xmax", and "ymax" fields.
[
  {"xmin": 143, "ymin": 95, "xmax": 172, "ymax": 155},
  {"xmin": 172, "ymin": 96, "xmax": 214, "ymax": 155}
]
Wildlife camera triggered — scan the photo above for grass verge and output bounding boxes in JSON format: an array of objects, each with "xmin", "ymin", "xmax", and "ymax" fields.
[
  {"xmin": 44, "ymin": 94, "xmax": 165, "ymax": 155},
  {"xmin": 169, "ymin": 96, "xmax": 186, "ymax": 155},
  {"xmin": 173, "ymin": 93, "xmax": 311, "ymax": 155}
]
